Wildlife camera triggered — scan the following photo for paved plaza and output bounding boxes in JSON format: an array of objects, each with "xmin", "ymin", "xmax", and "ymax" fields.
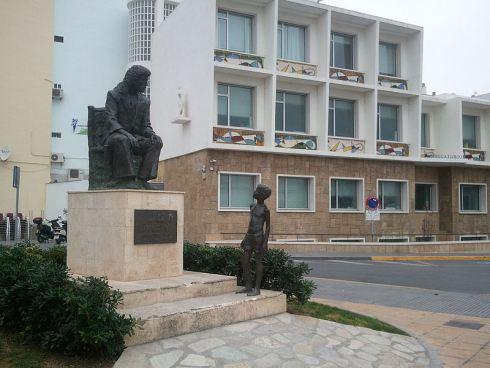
[{"xmin": 115, "ymin": 313, "xmax": 433, "ymax": 368}]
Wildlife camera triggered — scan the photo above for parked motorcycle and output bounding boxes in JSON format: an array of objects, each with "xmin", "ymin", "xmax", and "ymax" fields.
[
  {"xmin": 55, "ymin": 219, "xmax": 67, "ymax": 244},
  {"xmin": 33, "ymin": 217, "xmax": 67, "ymax": 244}
]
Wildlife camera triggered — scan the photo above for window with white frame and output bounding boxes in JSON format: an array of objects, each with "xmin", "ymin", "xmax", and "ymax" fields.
[
  {"xmin": 460, "ymin": 235, "xmax": 488, "ymax": 241},
  {"xmin": 379, "ymin": 42, "xmax": 397, "ymax": 76},
  {"xmin": 330, "ymin": 178, "xmax": 363, "ymax": 211},
  {"xmin": 377, "ymin": 104, "xmax": 400, "ymax": 142},
  {"xmin": 330, "ymin": 32, "xmax": 354, "ymax": 70},
  {"xmin": 462, "ymin": 115, "xmax": 479, "ymax": 149},
  {"xmin": 415, "ymin": 183, "xmax": 437, "ymax": 212},
  {"xmin": 219, "ymin": 173, "xmax": 259, "ymax": 210},
  {"xmin": 217, "ymin": 10, "xmax": 253, "ymax": 54},
  {"xmin": 378, "ymin": 237, "xmax": 409, "ymax": 243},
  {"xmin": 275, "ymin": 91, "xmax": 307, "ymax": 133},
  {"xmin": 459, "ymin": 184, "xmax": 487, "ymax": 213},
  {"xmin": 277, "ymin": 22, "xmax": 306, "ymax": 62},
  {"xmin": 329, "ymin": 98, "xmax": 356, "ymax": 138},
  {"xmin": 415, "ymin": 235, "xmax": 436, "ymax": 242},
  {"xmin": 217, "ymin": 83, "xmax": 253, "ymax": 128},
  {"xmin": 421, "ymin": 113, "xmax": 430, "ymax": 148},
  {"xmin": 163, "ymin": 2, "xmax": 177, "ymax": 19},
  {"xmin": 330, "ymin": 238, "xmax": 365, "ymax": 243},
  {"xmin": 378, "ymin": 180, "xmax": 408, "ymax": 212},
  {"xmin": 278, "ymin": 176, "xmax": 314, "ymax": 211}
]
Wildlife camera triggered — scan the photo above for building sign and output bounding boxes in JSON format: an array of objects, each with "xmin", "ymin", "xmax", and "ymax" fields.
[
  {"xmin": 0, "ymin": 147, "xmax": 11, "ymax": 161},
  {"xmin": 134, "ymin": 210, "xmax": 177, "ymax": 245}
]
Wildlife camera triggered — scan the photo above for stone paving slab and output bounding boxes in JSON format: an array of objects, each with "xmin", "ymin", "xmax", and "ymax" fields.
[{"xmin": 114, "ymin": 313, "xmax": 432, "ymax": 368}]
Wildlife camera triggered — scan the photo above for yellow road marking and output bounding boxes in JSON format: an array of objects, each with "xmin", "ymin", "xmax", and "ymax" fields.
[{"xmin": 371, "ymin": 256, "xmax": 490, "ymax": 261}]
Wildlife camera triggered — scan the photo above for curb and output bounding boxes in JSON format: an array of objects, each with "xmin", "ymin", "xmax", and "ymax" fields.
[{"xmin": 293, "ymin": 256, "xmax": 490, "ymax": 261}]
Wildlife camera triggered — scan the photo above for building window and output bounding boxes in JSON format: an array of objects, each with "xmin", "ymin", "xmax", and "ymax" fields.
[
  {"xmin": 377, "ymin": 104, "xmax": 400, "ymax": 142},
  {"xmin": 278, "ymin": 176, "xmax": 314, "ymax": 211},
  {"xmin": 217, "ymin": 83, "xmax": 253, "ymax": 128},
  {"xmin": 459, "ymin": 184, "xmax": 487, "ymax": 213},
  {"xmin": 463, "ymin": 115, "xmax": 479, "ymax": 149},
  {"xmin": 53, "ymin": 83, "xmax": 62, "ymax": 89},
  {"xmin": 163, "ymin": 2, "xmax": 177, "ymax": 19},
  {"xmin": 51, "ymin": 132, "xmax": 62, "ymax": 138},
  {"xmin": 330, "ymin": 238, "xmax": 365, "ymax": 243},
  {"xmin": 379, "ymin": 42, "xmax": 397, "ymax": 76},
  {"xmin": 330, "ymin": 33, "xmax": 354, "ymax": 70},
  {"xmin": 460, "ymin": 235, "xmax": 488, "ymax": 241},
  {"xmin": 275, "ymin": 91, "xmax": 307, "ymax": 133},
  {"xmin": 421, "ymin": 113, "xmax": 430, "ymax": 148},
  {"xmin": 329, "ymin": 98, "xmax": 356, "ymax": 138},
  {"xmin": 378, "ymin": 180, "xmax": 408, "ymax": 212},
  {"xmin": 128, "ymin": 0, "xmax": 155, "ymax": 63},
  {"xmin": 277, "ymin": 22, "xmax": 306, "ymax": 62},
  {"xmin": 219, "ymin": 173, "xmax": 259, "ymax": 210},
  {"xmin": 54, "ymin": 35, "xmax": 64, "ymax": 43},
  {"xmin": 415, "ymin": 183, "xmax": 437, "ymax": 211},
  {"xmin": 330, "ymin": 178, "xmax": 363, "ymax": 212},
  {"xmin": 415, "ymin": 235, "xmax": 436, "ymax": 242},
  {"xmin": 378, "ymin": 237, "xmax": 409, "ymax": 243},
  {"xmin": 218, "ymin": 10, "xmax": 253, "ymax": 54}
]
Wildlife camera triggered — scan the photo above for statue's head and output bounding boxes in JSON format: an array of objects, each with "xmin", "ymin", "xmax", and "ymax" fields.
[
  {"xmin": 253, "ymin": 184, "xmax": 272, "ymax": 201},
  {"xmin": 123, "ymin": 65, "xmax": 151, "ymax": 93}
]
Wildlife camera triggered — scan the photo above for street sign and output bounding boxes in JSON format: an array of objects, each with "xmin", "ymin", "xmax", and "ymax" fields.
[
  {"xmin": 365, "ymin": 209, "xmax": 380, "ymax": 221},
  {"xmin": 366, "ymin": 196, "xmax": 380, "ymax": 210},
  {"xmin": 365, "ymin": 196, "xmax": 380, "ymax": 222},
  {"xmin": 13, "ymin": 166, "xmax": 20, "ymax": 188}
]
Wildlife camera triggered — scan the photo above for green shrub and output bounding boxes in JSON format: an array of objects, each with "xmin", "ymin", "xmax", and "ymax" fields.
[
  {"xmin": 184, "ymin": 242, "xmax": 316, "ymax": 304},
  {"xmin": 0, "ymin": 244, "xmax": 135, "ymax": 358}
]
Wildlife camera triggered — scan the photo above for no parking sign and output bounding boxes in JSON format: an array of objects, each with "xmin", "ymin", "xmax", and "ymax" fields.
[{"xmin": 365, "ymin": 196, "xmax": 380, "ymax": 221}]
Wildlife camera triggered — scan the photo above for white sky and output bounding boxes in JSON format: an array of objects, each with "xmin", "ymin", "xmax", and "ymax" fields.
[{"xmin": 321, "ymin": 0, "xmax": 490, "ymax": 96}]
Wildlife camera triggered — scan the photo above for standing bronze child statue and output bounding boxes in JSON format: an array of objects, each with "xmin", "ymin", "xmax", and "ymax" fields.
[{"xmin": 237, "ymin": 184, "xmax": 271, "ymax": 296}]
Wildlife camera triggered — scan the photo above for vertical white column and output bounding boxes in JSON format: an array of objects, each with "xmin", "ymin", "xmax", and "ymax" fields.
[
  {"xmin": 264, "ymin": 0, "xmax": 278, "ymax": 148},
  {"xmin": 366, "ymin": 21, "xmax": 380, "ymax": 155}
]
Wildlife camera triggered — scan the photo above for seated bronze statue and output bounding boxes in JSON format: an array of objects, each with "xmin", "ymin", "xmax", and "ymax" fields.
[{"xmin": 88, "ymin": 65, "xmax": 163, "ymax": 190}]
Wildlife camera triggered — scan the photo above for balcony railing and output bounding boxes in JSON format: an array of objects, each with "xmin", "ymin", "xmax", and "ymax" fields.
[
  {"xmin": 463, "ymin": 148, "xmax": 486, "ymax": 161},
  {"xmin": 329, "ymin": 67, "xmax": 364, "ymax": 83},
  {"xmin": 277, "ymin": 59, "xmax": 318, "ymax": 77},
  {"xmin": 378, "ymin": 75, "xmax": 408, "ymax": 90},
  {"xmin": 214, "ymin": 49, "xmax": 264, "ymax": 69},
  {"xmin": 421, "ymin": 148, "xmax": 436, "ymax": 158},
  {"xmin": 213, "ymin": 126, "xmax": 264, "ymax": 146},
  {"xmin": 275, "ymin": 133, "xmax": 317, "ymax": 150},
  {"xmin": 328, "ymin": 137, "xmax": 365, "ymax": 153},
  {"xmin": 377, "ymin": 141, "xmax": 410, "ymax": 156}
]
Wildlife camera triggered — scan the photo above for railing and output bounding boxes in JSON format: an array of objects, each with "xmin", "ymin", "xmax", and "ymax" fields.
[
  {"xmin": 421, "ymin": 148, "xmax": 436, "ymax": 158},
  {"xmin": 214, "ymin": 49, "xmax": 264, "ymax": 69},
  {"xmin": 213, "ymin": 126, "xmax": 264, "ymax": 146},
  {"xmin": 378, "ymin": 75, "xmax": 408, "ymax": 90},
  {"xmin": 328, "ymin": 137, "xmax": 365, "ymax": 153},
  {"xmin": 0, "ymin": 216, "xmax": 31, "ymax": 242},
  {"xmin": 463, "ymin": 148, "xmax": 486, "ymax": 161},
  {"xmin": 275, "ymin": 132, "xmax": 317, "ymax": 150},
  {"xmin": 377, "ymin": 141, "xmax": 410, "ymax": 156},
  {"xmin": 329, "ymin": 67, "xmax": 365, "ymax": 83},
  {"xmin": 276, "ymin": 59, "xmax": 318, "ymax": 77}
]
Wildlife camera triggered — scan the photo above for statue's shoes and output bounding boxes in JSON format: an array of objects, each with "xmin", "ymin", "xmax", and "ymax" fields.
[
  {"xmin": 246, "ymin": 288, "xmax": 261, "ymax": 296},
  {"xmin": 236, "ymin": 287, "xmax": 252, "ymax": 294}
]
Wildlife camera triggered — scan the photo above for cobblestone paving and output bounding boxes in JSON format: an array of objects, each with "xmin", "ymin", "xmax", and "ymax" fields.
[
  {"xmin": 312, "ymin": 278, "xmax": 490, "ymax": 318},
  {"xmin": 115, "ymin": 313, "xmax": 431, "ymax": 368}
]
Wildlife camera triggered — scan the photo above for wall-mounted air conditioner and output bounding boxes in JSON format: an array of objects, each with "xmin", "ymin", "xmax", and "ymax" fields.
[
  {"xmin": 50, "ymin": 153, "xmax": 65, "ymax": 163},
  {"xmin": 52, "ymin": 88, "xmax": 63, "ymax": 100},
  {"xmin": 68, "ymin": 169, "xmax": 81, "ymax": 181}
]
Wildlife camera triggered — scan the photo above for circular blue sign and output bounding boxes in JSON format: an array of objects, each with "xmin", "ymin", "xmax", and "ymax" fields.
[{"xmin": 366, "ymin": 197, "xmax": 380, "ymax": 210}]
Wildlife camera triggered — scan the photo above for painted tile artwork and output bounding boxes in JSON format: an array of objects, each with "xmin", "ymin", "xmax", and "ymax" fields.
[
  {"xmin": 214, "ymin": 50, "xmax": 264, "ymax": 69},
  {"xmin": 328, "ymin": 138, "xmax": 365, "ymax": 153},
  {"xmin": 213, "ymin": 127, "xmax": 264, "ymax": 146},
  {"xmin": 378, "ymin": 76, "xmax": 408, "ymax": 90},
  {"xmin": 275, "ymin": 133, "xmax": 317, "ymax": 150},
  {"xmin": 329, "ymin": 68, "xmax": 364, "ymax": 83},
  {"xmin": 421, "ymin": 148, "xmax": 436, "ymax": 158},
  {"xmin": 377, "ymin": 141, "xmax": 410, "ymax": 156},
  {"xmin": 276, "ymin": 59, "xmax": 317, "ymax": 76},
  {"xmin": 464, "ymin": 149, "xmax": 485, "ymax": 161}
]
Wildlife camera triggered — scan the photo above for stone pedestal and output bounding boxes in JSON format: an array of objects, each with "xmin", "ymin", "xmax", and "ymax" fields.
[{"xmin": 67, "ymin": 190, "xmax": 184, "ymax": 281}]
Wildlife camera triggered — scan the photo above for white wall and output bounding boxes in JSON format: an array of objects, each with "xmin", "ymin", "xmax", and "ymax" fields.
[
  {"xmin": 45, "ymin": 180, "xmax": 88, "ymax": 219},
  {"xmin": 51, "ymin": 0, "xmax": 128, "ymax": 172},
  {"xmin": 151, "ymin": 0, "xmax": 216, "ymax": 160}
]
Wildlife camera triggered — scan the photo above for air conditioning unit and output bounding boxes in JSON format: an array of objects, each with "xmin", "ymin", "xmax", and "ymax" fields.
[
  {"xmin": 52, "ymin": 88, "xmax": 64, "ymax": 100},
  {"xmin": 50, "ymin": 153, "xmax": 65, "ymax": 163},
  {"xmin": 68, "ymin": 169, "xmax": 81, "ymax": 181}
]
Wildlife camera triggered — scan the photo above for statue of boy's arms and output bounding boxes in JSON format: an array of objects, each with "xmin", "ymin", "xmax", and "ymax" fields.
[{"xmin": 263, "ymin": 208, "xmax": 270, "ymax": 251}]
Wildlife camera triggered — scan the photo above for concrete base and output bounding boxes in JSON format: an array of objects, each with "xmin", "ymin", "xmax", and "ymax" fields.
[{"xmin": 67, "ymin": 190, "xmax": 184, "ymax": 281}]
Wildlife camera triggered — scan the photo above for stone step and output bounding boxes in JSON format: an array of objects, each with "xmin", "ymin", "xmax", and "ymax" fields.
[
  {"xmin": 120, "ymin": 290, "xmax": 287, "ymax": 346},
  {"xmin": 110, "ymin": 271, "xmax": 237, "ymax": 309}
]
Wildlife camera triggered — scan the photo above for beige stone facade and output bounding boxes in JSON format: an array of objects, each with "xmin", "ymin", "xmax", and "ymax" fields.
[
  {"xmin": 0, "ymin": 0, "xmax": 53, "ymax": 217},
  {"xmin": 158, "ymin": 149, "xmax": 490, "ymax": 244}
]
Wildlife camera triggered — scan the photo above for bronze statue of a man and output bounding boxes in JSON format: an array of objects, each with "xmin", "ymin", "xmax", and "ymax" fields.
[
  {"xmin": 104, "ymin": 65, "xmax": 163, "ymax": 189},
  {"xmin": 237, "ymin": 184, "xmax": 271, "ymax": 296}
]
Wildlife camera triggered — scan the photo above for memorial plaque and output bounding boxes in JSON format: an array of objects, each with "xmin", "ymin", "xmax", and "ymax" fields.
[{"xmin": 134, "ymin": 210, "xmax": 177, "ymax": 245}]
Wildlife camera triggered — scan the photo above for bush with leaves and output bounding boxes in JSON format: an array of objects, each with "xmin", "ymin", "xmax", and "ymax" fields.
[
  {"xmin": 184, "ymin": 242, "xmax": 316, "ymax": 304},
  {"xmin": 0, "ymin": 243, "xmax": 135, "ymax": 358}
]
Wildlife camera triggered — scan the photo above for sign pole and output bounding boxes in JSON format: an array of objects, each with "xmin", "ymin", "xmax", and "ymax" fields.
[{"xmin": 13, "ymin": 166, "xmax": 20, "ymax": 218}]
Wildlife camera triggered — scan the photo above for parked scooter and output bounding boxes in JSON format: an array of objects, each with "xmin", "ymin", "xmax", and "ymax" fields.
[
  {"xmin": 54, "ymin": 219, "xmax": 67, "ymax": 244},
  {"xmin": 33, "ymin": 217, "xmax": 55, "ymax": 243}
]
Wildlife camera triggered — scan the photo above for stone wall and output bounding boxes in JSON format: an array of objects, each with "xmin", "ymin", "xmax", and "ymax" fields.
[{"xmin": 159, "ymin": 149, "xmax": 490, "ymax": 243}]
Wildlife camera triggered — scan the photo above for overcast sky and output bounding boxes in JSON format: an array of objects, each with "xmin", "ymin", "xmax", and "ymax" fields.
[{"xmin": 321, "ymin": 0, "xmax": 490, "ymax": 97}]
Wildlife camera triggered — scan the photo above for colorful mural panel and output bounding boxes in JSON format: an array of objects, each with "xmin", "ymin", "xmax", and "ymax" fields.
[
  {"xmin": 329, "ymin": 68, "xmax": 364, "ymax": 83},
  {"xmin": 328, "ymin": 138, "xmax": 365, "ymax": 153},
  {"xmin": 213, "ymin": 127, "xmax": 264, "ymax": 146},
  {"xmin": 276, "ymin": 59, "xmax": 317, "ymax": 77},
  {"xmin": 214, "ymin": 49, "xmax": 264, "ymax": 69},
  {"xmin": 275, "ymin": 133, "xmax": 317, "ymax": 150},
  {"xmin": 421, "ymin": 148, "xmax": 435, "ymax": 158},
  {"xmin": 377, "ymin": 141, "xmax": 409, "ymax": 157},
  {"xmin": 378, "ymin": 76, "xmax": 408, "ymax": 90},
  {"xmin": 464, "ymin": 149, "xmax": 485, "ymax": 161}
]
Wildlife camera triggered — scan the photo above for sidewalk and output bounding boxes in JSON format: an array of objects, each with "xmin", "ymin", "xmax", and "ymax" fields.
[
  {"xmin": 314, "ymin": 298, "xmax": 490, "ymax": 368},
  {"xmin": 291, "ymin": 252, "xmax": 490, "ymax": 261}
]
